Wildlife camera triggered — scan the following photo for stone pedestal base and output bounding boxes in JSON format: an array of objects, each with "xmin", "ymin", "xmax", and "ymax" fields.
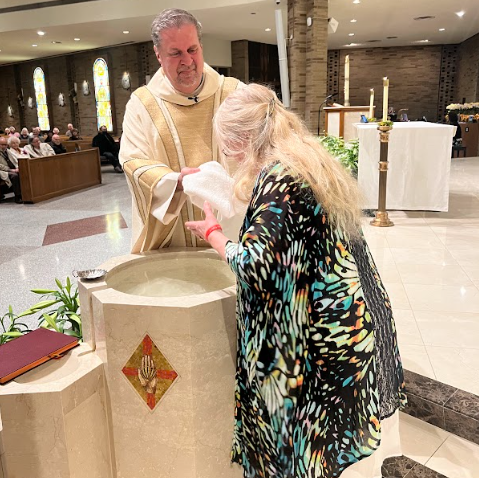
[
  {"xmin": 0, "ymin": 344, "xmax": 114, "ymax": 478},
  {"xmin": 87, "ymin": 249, "xmax": 243, "ymax": 478}
]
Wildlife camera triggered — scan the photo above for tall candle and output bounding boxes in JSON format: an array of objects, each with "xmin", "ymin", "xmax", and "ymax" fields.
[
  {"xmin": 344, "ymin": 55, "xmax": 350, "ymax": 107},
  {"xmin": 369, "ymin": 88, "xmax": 374, "ymax": 119},
  {"xmin": 382, "ymin": 77, "xmax": 389, "ymax": 122}
]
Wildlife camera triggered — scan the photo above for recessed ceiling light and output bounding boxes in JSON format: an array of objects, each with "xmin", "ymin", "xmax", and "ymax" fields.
[
  {"xmin": 123, "ymin": 30, "xmax": 130, "ymax": 34},
  {"xmin": 414, "ymin": 16, "xmax": 435, "ymax": 21},
  {"xmin": 387, "ymin": 36, "xmax": 398, "ymax": 39},
  {"xmin": 346, "ymin": 43, "xmax": 361, "ymax": 47},
  {"xmin": 32, "ymin": 44, "xmax": 38, "ymax": 47},
  {"xmin": 353, "ymin": 0, "xmax": 361, "ymax": 3},
  {"xmin": 415, "ymin": 39, "xmax": 430, "ymax": 43},
  {"xmin": 51, "ymin": 41, "xmax": 62, "ymax": 44},
  {"xmin": 349, "ymin": 33, "xmax": 355, "ymax": 36},
  {"xmin": 251, "ymin": 12, "xmax": 256, "ymax": 15},
  {"xmin": 456, "ymin": 11, "xmax": 465, "ymax": 17},
  {"xmin": 350, "ymin": 19, "xmax": 357, "ymax": 23},
  {"xmin": 439, "ymin": 28, "xmax": 446, "ymax": 31},
  {"xmin": 265, "ymin": 28, "xmax": 271, "ymax": 32},
  {"xmin": 74, "ymin": 38, "xmax": 80, "ymax": 41},
  {"xmin": 37, "ymin": 31, "xmax": 45, "ymax": 36}
]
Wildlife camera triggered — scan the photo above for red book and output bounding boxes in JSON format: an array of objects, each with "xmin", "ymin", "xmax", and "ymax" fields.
[{"xmin": 0, "ymin": 328, "xmax": 79, "ymax": 384}]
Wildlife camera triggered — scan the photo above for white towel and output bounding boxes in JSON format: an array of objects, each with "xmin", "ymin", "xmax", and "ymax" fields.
[
  {"xmin": 182, "ymin": 161, "xmax": 247, "ymax": 240},
  {"xmin": 182, "ymin": 161, "xmax": 246, "ymax": 220}
]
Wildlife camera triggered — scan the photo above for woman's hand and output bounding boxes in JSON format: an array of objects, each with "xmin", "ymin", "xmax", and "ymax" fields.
[{"xmin": 185, "ymin": 201, "xmax": 219, "ymax": 241}]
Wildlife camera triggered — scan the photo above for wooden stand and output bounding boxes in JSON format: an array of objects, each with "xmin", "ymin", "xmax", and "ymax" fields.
[
  {"xmin": 460, "ymin": 122, "xmax": 479, "ymax": 157},
  {"xmin": 324, "ymin": 106, "xmax": 372, "ymax": 140}
]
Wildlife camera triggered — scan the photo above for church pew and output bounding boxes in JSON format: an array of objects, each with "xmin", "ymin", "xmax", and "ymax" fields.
[{"xmin": 18, "ymin": 148, "xmax": 101, "ymax": 203}]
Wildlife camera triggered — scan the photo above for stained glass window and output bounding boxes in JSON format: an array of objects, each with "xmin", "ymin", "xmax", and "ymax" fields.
[
  {"xmin": 93, "ymin": 58, "xmax": 113, "ymax": 132},
  {"xmin": 33, "ymin": 67, "xmax": 50, "ymax": 131}
]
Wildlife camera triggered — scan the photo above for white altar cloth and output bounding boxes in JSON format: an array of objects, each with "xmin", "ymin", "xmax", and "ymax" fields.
[{"xmin": 356, "ymin": 122, "xmax": 455, "ymax": 212}]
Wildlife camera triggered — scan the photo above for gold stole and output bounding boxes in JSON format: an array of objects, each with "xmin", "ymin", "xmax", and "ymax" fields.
[{"xmin": 129, "ymin": 76, "xmax": 240, "ymax": 252}]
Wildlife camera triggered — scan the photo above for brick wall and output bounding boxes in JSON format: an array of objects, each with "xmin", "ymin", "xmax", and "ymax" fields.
[
  {"xmin": 331, "ymin": 46, "xmax": 443, "ymax": 121},
  {"xmin": 456, "ymin": 32, "xmax": 479, "ymax": 103}
]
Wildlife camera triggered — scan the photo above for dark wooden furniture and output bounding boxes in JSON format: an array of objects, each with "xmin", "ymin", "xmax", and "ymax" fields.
[
  {"xmin": 459, "ymin": 122, "xmax": 478, "ymax": 157},
  {"xmin": 452, "ymin": 145, "xmax": 467, "ymax": 158},
  {"xmin": 18, "ymin": 148, "xmax": 101, "ymax": 203}
]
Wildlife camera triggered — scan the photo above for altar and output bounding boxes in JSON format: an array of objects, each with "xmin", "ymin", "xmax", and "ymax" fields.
[{"xmin": 356, "ymin": 122, "xmax": 456, "ymax": 212}]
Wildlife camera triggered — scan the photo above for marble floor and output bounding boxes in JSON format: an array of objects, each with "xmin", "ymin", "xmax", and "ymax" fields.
[{"xmin": 362, "ymin": 156, "xmax": 479, "ymax": 397}]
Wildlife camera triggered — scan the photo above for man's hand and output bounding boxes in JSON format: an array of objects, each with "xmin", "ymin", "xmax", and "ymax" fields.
[{"xmin": 176, "ymin": 167, "xmax": 200, "ymax": 192}]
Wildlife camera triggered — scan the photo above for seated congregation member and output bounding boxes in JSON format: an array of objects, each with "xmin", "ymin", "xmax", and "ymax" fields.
[
  {"xmin": 186, "ymin": 84, "xmax": 407, "ymax": 478},
  {"xmin": 68, "ymin": 128, "xmax": 82, "ymax": 140},
  {"xmin": 19, "ymin": 128, "xmax": 29, "ymax": 140},
  {"xmin": 8, "ymin": 126, "xmax": 16, "ymax": 136},
  {"xmin": 448, "ymin": 111, "xmax": 462, "ymax": 145},
  {"xmin": 52, "ymin": 127, "xmax": 60, "ymax": 135},
  {"xmin": 7, "ymin": 136, "xmax": 29, "ymax": 162},
  {"xmin": 3, "ymin": 127, "xmax": 10, "ymax": 136},
  {"xmin": 45, "ymin": 130, "xmax": 54, "ymax": 143},
  {"xmin": 29, "ymin": 127, "xmax": 45, "ymax": 143},
  {"xmin": 0, "ymin": 137, "xmax": 22, "ymax": 203},
  {"xmin": 65, "ymin": 123, "xmax": 74, "ymax": 137},
  {"xmin": 92, "ymin": 125, "xmax": 122, "ymax": 173},
  {"xmin": 50, "ymin": 134, "xmax": 66, "ymax": 155},
  {"xmin": 24, "ymin": 136, "xmax": 55, "ymax": 158}
]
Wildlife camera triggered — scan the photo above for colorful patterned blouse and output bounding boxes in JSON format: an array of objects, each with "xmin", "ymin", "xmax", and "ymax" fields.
[{"xmin": 225, "ymin": 164, "xmax": 406, "ymax": 478}]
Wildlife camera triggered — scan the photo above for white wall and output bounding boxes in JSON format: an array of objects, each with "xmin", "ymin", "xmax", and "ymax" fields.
[{"xmin": 202, "ymin": 35, "xmax": 232, "ymax": 68}]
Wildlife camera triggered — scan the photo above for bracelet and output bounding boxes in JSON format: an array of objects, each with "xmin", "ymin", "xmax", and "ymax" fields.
[{"xmin": 205, "ymin": 224, "xmax": 223, "ymax": 241}]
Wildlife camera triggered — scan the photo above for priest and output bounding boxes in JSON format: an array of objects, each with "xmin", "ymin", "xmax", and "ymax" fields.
[{"xmin": 120, "ymin": 8, "xmax": 241, "ymax": 252}]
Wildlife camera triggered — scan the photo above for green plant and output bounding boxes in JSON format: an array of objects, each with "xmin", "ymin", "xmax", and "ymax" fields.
[
  {"xmin": 378, "ymin": 120, "xmax": 394, "ymax": 127},
  {"xmin": 0, "ymin": 306, "xmax": 31, "ymax": 345},
  {"xmin": 20, "ymin": 277, "xmax": 82, "ymax": 340},
  {"xmin": 367, "ymin": 117, "xmax": 377, "ymax": 123},
  {"xmin": 318, "ymin": 135, "xmax": 359, "ymax": 176}
]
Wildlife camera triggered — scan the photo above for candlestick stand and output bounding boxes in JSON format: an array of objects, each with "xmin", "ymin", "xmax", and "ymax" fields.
[{"xmin": 370, "ymin": 125, "xmax": 394, "ymax": 227}]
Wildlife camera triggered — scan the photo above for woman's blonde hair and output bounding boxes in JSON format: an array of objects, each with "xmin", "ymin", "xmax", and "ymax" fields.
[
  {"xmin": 7, "ymin": 136, "xmax": 20, "ymax": 147},
  {"xmin": 213, "ymin": 83, "xmax": 363, "ymax": 237}
]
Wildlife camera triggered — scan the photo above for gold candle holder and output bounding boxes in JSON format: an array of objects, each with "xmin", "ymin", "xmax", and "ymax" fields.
[{"xmin": 370, "ymin": 124, "xmax": 394, "ymax": 227}]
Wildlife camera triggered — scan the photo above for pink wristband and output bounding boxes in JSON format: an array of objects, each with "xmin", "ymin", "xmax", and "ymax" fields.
[{"xmin": 205, "ymin": 224, "xmax": 223, "ymax": 241}]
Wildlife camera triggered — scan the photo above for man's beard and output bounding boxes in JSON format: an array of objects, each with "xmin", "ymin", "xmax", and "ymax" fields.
[{"xmin": 177, "ymin": 67, "xmax": 200, "ymax": 88}]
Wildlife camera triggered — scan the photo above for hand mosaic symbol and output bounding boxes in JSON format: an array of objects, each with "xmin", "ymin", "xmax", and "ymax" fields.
[{"xmin": 138, "ymin": 354, "xmax": 157, "ymax": 394}]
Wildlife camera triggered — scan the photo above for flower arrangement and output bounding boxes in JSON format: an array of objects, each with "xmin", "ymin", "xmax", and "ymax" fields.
[{"xmin": 447, "ymin": 103, "xmax": 479, "ymax": 114}]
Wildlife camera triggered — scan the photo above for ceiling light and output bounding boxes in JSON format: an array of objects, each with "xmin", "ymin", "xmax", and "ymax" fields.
[
  {"xmin": 265, "ymin": 28, "xmax": 271, "ymax": 32},
  {"xmin": 37, "ymin": 31, "xmax": 45, "ymax": 36},
  {"xmin": 349, "ymin": 33, "xmax": 355, "ymax": 36},
  {"xmin": 346, "ymin": 43, "xmax": 361, "ymax": 47},
  {"xmin": 353, "ymin": 0, "xmax": 361, "ymax": 3},
  {"xmin": 439, "ymin": 28, "xmax": 446, "ymax": 31},
  {"xmin": 456, "ymin": 11, "xmax": 465, "ymax": 17},
  {"xmin": 74, "ymin": 38, "xmax": 80, "ymax": 41},
  {"xmin": 123, "ymin": 30, "xmax": 130, "ymax": 34},
  {"xmin": 387, "ymin": 36, "xmax": 398, "ymax": 39},
  {"xmin": 51, "ymin": 41, "xmax": 62, "ymax": 44},
  {"xmin": 32, "ymin": 44, "xmax": 38, "ymax": 47},
  {"xmin": 414, "ymin": 16, "xmax": 435, "ymax": 21},
  {"xmin": 415, "ymin": 39, "xmax": 430, "ymax": 43},
  {"xmin": 350, "ymin": 19, "xmax": 357, "ymax": 23},
  {"xmin": 251, "ymin": 12, "xmax": 256, "ymax": 15}
]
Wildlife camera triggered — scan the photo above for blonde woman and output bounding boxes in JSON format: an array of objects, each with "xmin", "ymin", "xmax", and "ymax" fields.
[{"xmin": 186, "ymin": 84, "xmax": 406, "ymax": 478}]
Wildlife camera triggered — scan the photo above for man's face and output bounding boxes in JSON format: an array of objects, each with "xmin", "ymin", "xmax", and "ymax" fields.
[
  {"xmin": 68, "ymin": 124, "xmax": 73, "ymax": 131},
  {"xmin": 32, "ymin": 137, "xmax": 40, "ymax": 148},
  {"xmin": 100, "ymin": 126, "xmax": 107, "ymax": 134},
  {"xmin": 0, "ymin": 138, "xmax": 7, "ymax": 152},
  {"xmin": 52, "ymin": 135, "xmax": 61, "ymax": 145},
  {"xmin": 154, "ymin": 24, "xmax": 204, "ymax": 95},
  {"xmin": 33, "ymin": 127, "xmax": 40, "ymax": 135},
  {"xmin": 53, "ymin": 128, "xmax": 59, "ymax": 134}
]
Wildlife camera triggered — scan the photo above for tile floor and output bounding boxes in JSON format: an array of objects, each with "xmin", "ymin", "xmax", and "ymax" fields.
[
  {"xmin": 1, "ymin": 159, "xmax": 479, "ymax": 477},
  {"xmin": 400, "ymin": 412, "xmax": 479, "ymax": 478},
  {"xmin": 362, "ymin": 157, "xmax": 479, "ymax": 397}
]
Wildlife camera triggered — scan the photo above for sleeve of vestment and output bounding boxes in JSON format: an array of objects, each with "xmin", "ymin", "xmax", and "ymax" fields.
[
  {"xmin": 225, "ymin": 168, "xmax": 309, "ymax": 419},
  {"xmin": 120, "ymin": 94, "xmax": 178, "ymax": 227}
]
